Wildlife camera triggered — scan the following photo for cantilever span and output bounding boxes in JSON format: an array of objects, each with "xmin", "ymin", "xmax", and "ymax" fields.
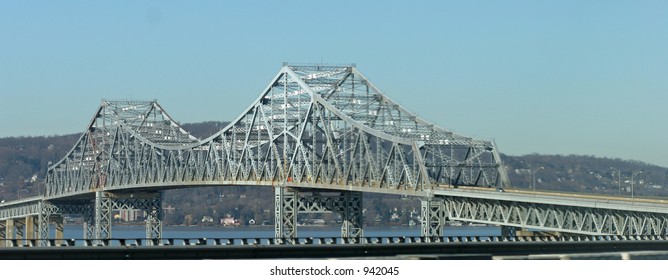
[
  {"xmin": 33, "ymin": 64, "xmax": 510, "ymax": 241},
  {"xmin": 4, "ymin": 63, "xmax": 668, "ymax": 246},
  {"xmin": 46, "ymin": 64, "xmax": 508, "ymax": 199}
]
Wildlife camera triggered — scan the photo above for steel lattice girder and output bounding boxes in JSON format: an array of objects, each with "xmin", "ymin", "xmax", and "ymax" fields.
[
  {"xmin": 442, "ymin": 196, "xmax": 668, "ymax": 235},
  {"xmin": 274, "ymin": 188, "xmax": 363, "ymax": 239},
  {"xmin": 45, "ymin": 64, "xmax": 508, "ymax": 199},
  {"xmin": 297, "ymin": 190, "xmax": 363, "ymax": 238},
  {"xmin": 275, "ymin": 187, "xmax": 297, "ymax": 239},
  {"xmin": 94, "ymin": 191, "xmax": 112, "ymax": 240},
  {"xmin": 45, "ymin": 100, "xmax": 200, "ymax": 198},
  {"xmin": 0, "ymin": 200, "xmax": 41, "ymax": 220},
  {"xmin": 421, "ymin": 197, "xmax": 446, "ymax": 237}
]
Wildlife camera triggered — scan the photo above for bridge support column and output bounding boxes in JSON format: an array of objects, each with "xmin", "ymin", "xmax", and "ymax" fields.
[
  {"xmin": 421, "ymin": 197, "xmax": 446, "ymax": 238},
  {"xmin": 52, "ymin": 216, "xmax": 64, "ymax": 241},
  {"xmin": 84, "ymin": 192, "xmax": 112, "ymax": 243},
  {"xmin": 145, "ymin": 192, "xmax": 163, "ymax": 240},
  {"xmin": 4, "ymin": 219, "xmax": 14, "ymax": 247},
  {"xmin": 340, "ymin": 191, "xmax": 363, "ymax": 238},
  {"xmin": 0, "ymin": 220, "xmax": 6, "ymax": 247},
  {"xmin": 25, "ymin": 216, "xmax": 36, "ymax": 244},
  {"xmin": 36, "ymin": 201, "xmax": 57, "ymax": 246},
  {"xmin": 83, "ymin": 205, "xmax": 95, "ymax": 240},
  {"xmin": 275, "ymin": 187, "xmax": 298, "ymax": 240},
  {"xmin": 37, "ymin": 213, "xmax": 49, "ymax": 246},
  {"xmin": 14, "ymin": 219, "xmax": 25, "ymax": 242}
]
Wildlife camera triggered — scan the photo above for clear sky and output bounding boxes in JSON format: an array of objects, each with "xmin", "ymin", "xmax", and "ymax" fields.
[{"xmin": 1, "ymin": 1, "xmax": 667, "ymax": 166}]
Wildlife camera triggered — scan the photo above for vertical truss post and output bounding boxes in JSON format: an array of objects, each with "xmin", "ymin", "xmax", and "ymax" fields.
[
  {"xmin": 275, "ymin": 186, "xmax": 298, "ymax": 240},
  {"xmin": 38, "ymin": 213, "xmax": 49, "ymax": 246},
  {"xmin": 145, "ymin": 192, "xmax": 163, "ymax": 241},
  {"xmin": 341, "ymin": 191, "xmax": 364, "ymax": 238},
  {"xmin": 94, "ymin": 191, "xmax": 112, "ymax": 242},
  {"xmin": 491, "ymin": 140, "xmax": 511, "ymax": 188},
  {"xmin": 83, "ymin": 205, "xmax": 95, "ymax": 240},
  {"xmin": 37, "ymin": 201, "xmax": 52, "ymax": 247},
  {"xmin": 421, "ymin": 197, "xmax": 446, "ymax": 238}
]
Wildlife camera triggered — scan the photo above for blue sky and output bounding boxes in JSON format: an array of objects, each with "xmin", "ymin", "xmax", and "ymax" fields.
[{"xmin": 1, "ymin": 1, "xmax": 667, "ymax": 166}]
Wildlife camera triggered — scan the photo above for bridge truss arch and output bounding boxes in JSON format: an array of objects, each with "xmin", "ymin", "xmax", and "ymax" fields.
[
  {"xmin": 46, "ymin": 64, "xmax": 509, "ymax": 199},
  {"xmin": 37, "ymin": 63, "xmax": 511, "ymax": 241}
]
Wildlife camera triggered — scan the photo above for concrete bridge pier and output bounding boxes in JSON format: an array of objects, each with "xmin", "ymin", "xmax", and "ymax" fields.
[
  {"xmin": 1, "ymin": 217, "xmax": 39, "ymax": 246},
  {"xmin": 51, "ymin": 216, "xmax": 64, "ymax": 240},
  {"xmin": 1, "ymin": 219, "xmax": 11, "ymax": 247},
  {"xmin": 14, "ymin": 219, "xmax": 25, "ymax": 241},
  {"xmin": 421, "ymin": 197, "xmax": 446, "ymax": 238},
  {"xmin": 25, "ymin": 216, "xmax": 36, "ymax": 244}
]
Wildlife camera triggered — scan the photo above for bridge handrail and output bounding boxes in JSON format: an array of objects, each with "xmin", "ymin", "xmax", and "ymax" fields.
[{"xmin": 3, "ymin": 235, "xmax": 667, "ymax": 248}]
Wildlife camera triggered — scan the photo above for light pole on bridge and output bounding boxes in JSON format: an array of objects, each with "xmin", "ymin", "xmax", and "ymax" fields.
[
  {"xmin": 631, "ymin": 171, "xmax": 643, "ymax": 200},
  {"xmin": 610, "ymin": 167, "xmax": 622, "ymax": 196},
  {"xmin": 531, "ymin": 167, "xmax": 544, "ymax": 193}
]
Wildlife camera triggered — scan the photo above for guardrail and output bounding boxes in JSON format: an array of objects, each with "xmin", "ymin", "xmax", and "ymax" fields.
[{"xmin": 4, "ymin": 235, "xmax": 668, "ymax": 248}]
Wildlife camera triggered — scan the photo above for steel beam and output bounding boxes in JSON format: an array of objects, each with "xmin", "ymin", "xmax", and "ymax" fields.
[
  {"xmin": 293, "ymin": 190, "xmax": 364, "ymax": 238},
  {"xmin": 340, "ymin": 191, "xmax": 363, "ymax": 238},
  {"xmin": 145, "ymin": 192, "xmax": 163, "ymax": 240},
  {"xmin": 94, "ymin": 191, "xmax": 112, "ymax": 241},
  {"xmin": 421, "ymin": 197, "xmax": 446, "ymax": 237},
  {"xmin": 275, "ymin": 187, "xmax": 298, "ymax": 240}
]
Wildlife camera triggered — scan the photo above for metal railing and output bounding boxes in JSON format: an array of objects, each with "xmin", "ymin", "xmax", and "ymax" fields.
[{"xmin": 3, "ymin": 235, "xmax": 668, "ymax": 248}]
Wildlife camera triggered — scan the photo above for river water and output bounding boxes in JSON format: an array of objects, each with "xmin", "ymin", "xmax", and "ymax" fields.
[{"xmin": 55, "ymin": 224, "xmax": 501, "ymax": 239}]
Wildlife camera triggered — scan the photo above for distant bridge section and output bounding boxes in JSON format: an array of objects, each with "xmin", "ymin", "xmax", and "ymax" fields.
[{"xmin": 421, "ymin": 187, "xmax": 668, "ymax": 236}]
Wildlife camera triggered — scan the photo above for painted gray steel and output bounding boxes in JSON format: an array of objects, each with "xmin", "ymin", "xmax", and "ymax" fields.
[{"xmin": 2, "ymin": 63, "xmax": 667, "ymax": 245}]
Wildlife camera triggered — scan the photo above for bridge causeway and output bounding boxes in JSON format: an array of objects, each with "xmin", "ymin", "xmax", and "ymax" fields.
[{"xmin": 2, "ymin": 63, "xmax": 668, "ymax": 248}]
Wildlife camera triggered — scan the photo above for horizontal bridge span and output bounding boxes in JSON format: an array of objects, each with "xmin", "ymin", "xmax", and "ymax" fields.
[
  {"xmin": 42, "ymin": 181, "xmax": 434, "ymax": 201},
  {"xmin": 434, "ymin": 187, "xmax": 668, "ymax": 214},
  {"xmin": 433, "ymin": 187, "xmax": 668, "ymax": 235}
]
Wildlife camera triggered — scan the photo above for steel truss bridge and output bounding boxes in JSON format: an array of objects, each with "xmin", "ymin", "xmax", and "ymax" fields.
[{"xmin": 2, "ymin": 63, "xmax": 668, "ymax": 247}]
